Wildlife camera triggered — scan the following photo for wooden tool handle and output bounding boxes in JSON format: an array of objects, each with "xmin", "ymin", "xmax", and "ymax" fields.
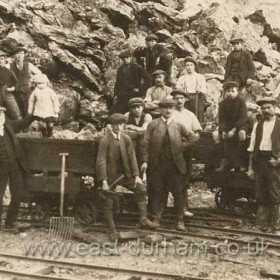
[{"xmin": 59, "ymin": 153, "xmax": 69, "ymax": 217}]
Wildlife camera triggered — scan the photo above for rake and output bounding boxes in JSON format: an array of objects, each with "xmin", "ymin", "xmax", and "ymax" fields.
[{"xmin": 48, "ymin": 153, "xmax": 75, "ymax": 242}]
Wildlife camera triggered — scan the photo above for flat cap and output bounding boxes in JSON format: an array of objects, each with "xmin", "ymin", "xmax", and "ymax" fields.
[
  {"xmin": 119, "ymin": 50, "xmax": 132, "ymax": 58},
  {"xmin": 229, "ymin": 37, "xmax": 244, "ymax": 44},
  {"xmin": 256, "ymin": 97, "xmax": 277, "ymax": 106},
  {"xmin": 145, "ymin": 34, "xmax": 158, "ymax": 41},
  {"xmin": 0, "ymin": 107, "xmax": 6, "ymax": 113},
  {"xmin": 158, "ymin": 98, "xmax": 176, "ymax": 107},
  {"xmin": 128, "ymin": 97, "xmax": 144, "ymax": 107},
  {"xmin": 107, "ymin": 113, "xmax": 127, "ymax": 124},
  {"xmin": 152, "ymin": 70, "xmax": 166, "ymax": 76},
  {"xmin": 144, "ymin": 102, "xmax": 159, "ymax": 111},
  {"xmin": 0, "ymin": 50, "xmax": 7, "ymax": 57},
  {"xmin": 13, "ymin": 46, "xmax": 27, "ymax": 55},
  {"xmin": 170, "ymin": 89, "xmax": 189, "ymax": 99},
  {"xmin": 184, "ymin": 56, "xmax": 198, "ymax": 66},
  {"xmin": 223, "ymin": 80, "xmax": 239, "ymax": 89}
]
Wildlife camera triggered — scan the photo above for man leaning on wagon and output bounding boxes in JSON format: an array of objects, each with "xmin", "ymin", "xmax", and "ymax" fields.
[{"xmin": 247, "ymin": 97, "xmax": 280, "ymax": 235}]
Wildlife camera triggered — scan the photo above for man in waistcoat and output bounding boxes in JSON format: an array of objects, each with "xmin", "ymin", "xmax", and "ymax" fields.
[
  {"xmin": 247, "ymin": 97, "xmax": 280, "ymax": 234},
  {"xmin": 0, "ymin": 107, "xmax": 34, "ymax": 229},
  {"xmin": 141, "ymin": 99, "xmax": 198, "ymax": 231},
  {"xmin": 10, "ymin": 47, "xmax": 41, "ymax": 117}
]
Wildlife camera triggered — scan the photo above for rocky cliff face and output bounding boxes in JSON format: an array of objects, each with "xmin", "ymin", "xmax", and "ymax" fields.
[{"xmin": 1, "ymin": 0, "xmax": 280, "ymax": 128}]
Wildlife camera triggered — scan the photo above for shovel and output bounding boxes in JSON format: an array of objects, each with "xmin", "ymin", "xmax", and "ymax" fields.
[{"xmin": 48, "ymin": 153, "xmax": 75, "ymax": 242}]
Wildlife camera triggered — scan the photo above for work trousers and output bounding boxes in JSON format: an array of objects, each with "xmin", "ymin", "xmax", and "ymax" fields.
[
  {"xmin": 0, "ymin": 162, "xmax": 24, "ymax": 227},
  {"xmin": 14, "ymin": 90, "xmax": 29, "ymax": 118},
  {"xmin": 1, "ymin": 90, "xmax": 21, "ymax": 120},
  {"xmin": 185, "ymin": 93, "xmax": 205, "ymax": 124}
]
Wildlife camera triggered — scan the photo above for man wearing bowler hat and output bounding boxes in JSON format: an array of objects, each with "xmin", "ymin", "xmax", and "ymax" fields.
[
  {"xmin": 247, "ymin": 97, "xmax": 280, "ymax": 235},
  {"xmin": 125, "ymin": 98, "xmax": 152, "ymax": 132},
  {"xmin": 10, "ymin": 46, "xmax": 41, "ymax": 117},
  {"xmin": 224, "ymin": 37, "xmax": 256, "ymax": 88},
  {"xmin": 0, "ymin": 107, "xmax": 34, "ymax": 230},
  {"xmin": 96, "ymin": 113, "xmax": 157, "ymax": 237},
  {"xmin": 112, "ymin": 50, "xmax": 151, "ymax": 114},
  {"xmin": 133, "ymin": 34, "xmax": 173, "ymax": 84},
  {"xmin": 141, "ymin": 99, "xmax": 198, "ymax": 230}
]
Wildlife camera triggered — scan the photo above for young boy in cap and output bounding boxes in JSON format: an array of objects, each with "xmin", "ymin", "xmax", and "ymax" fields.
[
  {"xmin": 133, "ymin": 35, "xmax": 173, "ymax": 84},
  {"xmin": 216, "ymin": 81, "xmax": 251, "ymax": 172},
  {"xmin": 141, "ymin": 99, "xmax": 198, "ymax": 230},
  {"xmin": 144, "ymin": 70, "xmax": 172, "ymax": 104},
  {"xmin": 247, "ymin": 97, "xmax": 280, "ymax": 234},
  {"xmin": 0, "ymin": 50, "xmax": 21, "ymax": 120},
  {"xmin": 96, "ymin": 113, "xmax": 157, "ymax": 236},
  {"xmin": 112, "ymin": 50, "xmax": 151, "ymax": 114},
  {"xmin": 176, "ymin": 57, "xmax": 207, "ymax": 123},
  {"xmin": 225, "ymin": 37, "xmax": 256, "ymax": 88},
  {"xmin": 125, "ymin": 98, "xmax": 152, "ymax": 132},
  {"xmin": 10, "ymin": 46, "xmax": 41, "ymax": 118}
]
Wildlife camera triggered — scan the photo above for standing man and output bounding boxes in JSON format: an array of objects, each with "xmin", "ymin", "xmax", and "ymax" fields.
[
  {"xmin": 0, "ymin": 107, "xmax": 34, "ymax": 229},
  {"xmin": 96, "ymin": 113, "xmax": 157, "ymax": 237},
  {"xmin": 125, "ymin": 98, "xmax": 152, "ymax": 132},
  {"xmin": 0, "ymin": 50, "xmax": 21, "ymax": 120},
  {"xmin": 247, "ymin": 97, "xmax": 280, "ymax": 235},
  {"xmin": 171, "ymin": 89, "xmax": 202, "ymax": 217},
  {"xmin": 133, "ymin": 35, "xmax": 173, "ymax": 85},
  {"xmin": 112, "ymin": 50, "xmax": 151, "ymax": 114},
  {"xmin": 176, "ymin": 57, "xmax": 207, "ymax": 123},
  {"xmin": 144, "ymin": 70, "xmax": 172, "ymax": 104},
  {"xmin": 141, "ymin": 99, "xmax": 198, "ymax": 231},
  {"xmin": 224, "ymin": 37, "xmax": 256, "ymax": 89},
  {"xmin": 10, "ymin": 46, "xmax": 41, "ymax": 118}
]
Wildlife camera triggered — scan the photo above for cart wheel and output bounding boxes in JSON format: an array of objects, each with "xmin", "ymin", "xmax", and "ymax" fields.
[
  {"xmin": 215, "ymin": 189, "xmax": 227, "ymax": 210},
  {"xmin": 31, "ymin": 202, "xmax": 50, "ymax": 222},
  {"xmin": 75, "ymin": 201, "xmax": 98, "ymax": 225}
]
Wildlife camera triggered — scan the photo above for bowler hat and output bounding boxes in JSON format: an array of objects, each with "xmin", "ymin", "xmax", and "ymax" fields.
[
  {"xmin": 170, "ymin": 89, "xmax": 189, "ymax": 99},
  {"xmin": 0, "ymin": 107, "xmax": 6, "ymax": 113},
  {"xmin": 145, "ymin": 34, "xmax": 158, "ymax": 41},
  {"xmin": 128, "ymin": 97, "xmax": 144, "ymax": 107},
  {"xmin": 107, "ymin": 113, "xmax": 127, "ymax": 124},
  {"xmin": 152, "ymin": 70, "xmax": 166, "ymax": 76},
  {"xmin": 158, "ymin": 98, "xmax": 176, "ymax": 107},
  {"xmin": 229, "ymin": 37, "xmax": 244, "ymax": 44},
  {"xmin": 256, "ymin": 97, "xmax": 277, "ymax": 106},
  {"xmin": 13, "ymin": 46, "xmax": 27, "ymax": 55},
  {"xmin": 119, "ymin": 50, "xmax": 132, "ymax": 58},
  {"xmin": 184, "ymin": 56, "xmax": 198, "ymax": 66},
  {"xmin": 223, "ymin": 81, "xmax": 239, "ymax": 89}
]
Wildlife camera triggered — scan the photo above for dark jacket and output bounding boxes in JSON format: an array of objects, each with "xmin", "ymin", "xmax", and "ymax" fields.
[
  {"xmin": 254, "ymin": 117, "xmax": 280, "ymax": 159},
  {"xmin": 96, "ymin": 132, "xmax": 139, "ymax": 184},
  {"xmin": 141, "ymin": 118, "xmax": 198, "ymax": 174},
  {"xmin": 219, "ymin": 95, "xmax": 248, "ymax": 132},
  {"xmin": 224, "ymin": 49, "xmax": 256, "ymax": 84},
  {"xmin": 10, "ymin": 60, "xmax": 30, "ymax": 93}
]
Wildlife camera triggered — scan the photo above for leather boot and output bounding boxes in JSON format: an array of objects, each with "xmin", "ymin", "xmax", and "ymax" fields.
[
  {"xmin": 271, "ymin": 204, "xmax": 280, "ymax": 233},
  {"xmin": 137, "ymin": 200, "xmax": 158, "ymax": 229},
  {"xmin": 175, "ymin": 220, "xmax": 185, "ymax": 231},
  {"xmin": 256, "ymin": 205, "xmax": 270, "ymax": 232},
  {"xmin": 215, "ymin": 159, "xmax": 228, "ymax": 172}
]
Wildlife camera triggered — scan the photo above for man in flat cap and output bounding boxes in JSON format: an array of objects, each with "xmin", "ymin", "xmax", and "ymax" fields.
[
  {"xmin": 247, "ymin": 97, "xmax": 280, "ymax": 234},
  {"xmin": 96, "ymin": 113, "xmax": 157, "ymax": 237},
  {"xmin": 125, "ymin": 98, "xmax": 152, "ymax": 132},
  {"xmin": 0, "ymin": 50, "xmax": 21, "ymax": 120},
  {"xmin": 141, "ymin": 99, "xmax": 198, "ymax": 230},
  {"xmin": 144, "ymin": 70, "xmax": 172, "ymax": 105},
  {"xmin": 133, "ymin": 35, "xmax": 173, "ymax": 85},
  {"xmin": 224, "ymin": 37, "xmax": 256, "ymax": 89},
  {"xmin": 176, "ymin": 57, "xmax": 207, "ymax": 123},
  {"xmin": 0, "ymin": 107, "xmax": 34, "ymax": 230},
  {"xmin": 112, "ymin": 50, "xmax": 151, "ymax": 114},
  {"xmin": 216, "ymin": 81, "xmax": 251, "ymax": 172},
  {"xmin": 9, "ymin": 46, "xmax": 41, "ymax": 118}
]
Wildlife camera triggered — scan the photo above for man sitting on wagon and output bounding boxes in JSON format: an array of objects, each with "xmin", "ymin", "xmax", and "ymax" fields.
[
  {"xmin": 124, "ymin": 98, "xmax": 152, "ymax": 132},
  {"xmin": 96, "ymin": 113, "xmax": 157, "ymax": 238}
]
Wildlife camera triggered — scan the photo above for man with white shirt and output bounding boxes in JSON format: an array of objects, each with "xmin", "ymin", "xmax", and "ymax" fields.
[{"xmin": 247, "ymin": 97, "xmax": 280, "ymax": 234}]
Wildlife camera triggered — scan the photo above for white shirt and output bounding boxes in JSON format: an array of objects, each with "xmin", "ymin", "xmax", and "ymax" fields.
[
  {"xmin": 0, "ymin": 126, "xmax": 3, "ymax": 137},
  {"xmin": 173, "ymin": 108, "xmax": 202, "ymax": 132},
  {"xmin": 111, "ymin": 131, "xmax": 121, "ymax": 140},
  {"xmin": 247, "ymin": 116, "xmax": 276, "ymax": 152},
  {"xmin": 144, "ymin": 86, "xmax": 172, "ymax": 103},
  {"xmin": 176, "ymin": 72, "xmax": 207, "ymax": 94},
  {"xmin": 161, "ymin": 116, "xmax": 173, "ymax": 126}
]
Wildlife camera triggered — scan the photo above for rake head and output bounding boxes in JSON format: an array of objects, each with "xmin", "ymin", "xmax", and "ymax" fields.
[{"xmin": 48, "ymin": 217, "xmax": 75, "ymax": 241}]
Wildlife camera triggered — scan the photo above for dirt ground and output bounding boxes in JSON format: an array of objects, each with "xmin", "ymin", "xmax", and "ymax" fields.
[{"xmin": 0, "ymin": 182, "xmax": 279, "ymax": 280}]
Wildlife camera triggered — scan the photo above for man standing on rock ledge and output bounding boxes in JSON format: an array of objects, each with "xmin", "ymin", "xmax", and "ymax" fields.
[{"xmin": 224, "ymin": 37, "xmax": 256, "ymax": 89}]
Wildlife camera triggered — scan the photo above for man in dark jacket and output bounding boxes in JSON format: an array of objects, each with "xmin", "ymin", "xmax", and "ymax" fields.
[
  {"xmin": 0, "ymin": 107, "xmax": 34, "ymax": 229},
  {"xmin": 141, "ymin": 99, "xmax": 198, "ymax": 231},
  {"xmin": 216, "ymin": 81, "xmax": 251, "ymax": 172},
  {"xmin": 247, "ymin": 97, "xmax": 280, "ymax": 235},
  {"xmin": 224, "ymin": 38, "xmax": 256, "ymax": 88},
  {"xmin": 111, "ymin": 50, "xmax": 152, "ymax": 114},
  {"xmin": 96, "ymin": 113, "xmax": 157, "ymax": 237},
  {"xmin": 133, "ymin": 35, "xmax": 173, "ymax": 85}
]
